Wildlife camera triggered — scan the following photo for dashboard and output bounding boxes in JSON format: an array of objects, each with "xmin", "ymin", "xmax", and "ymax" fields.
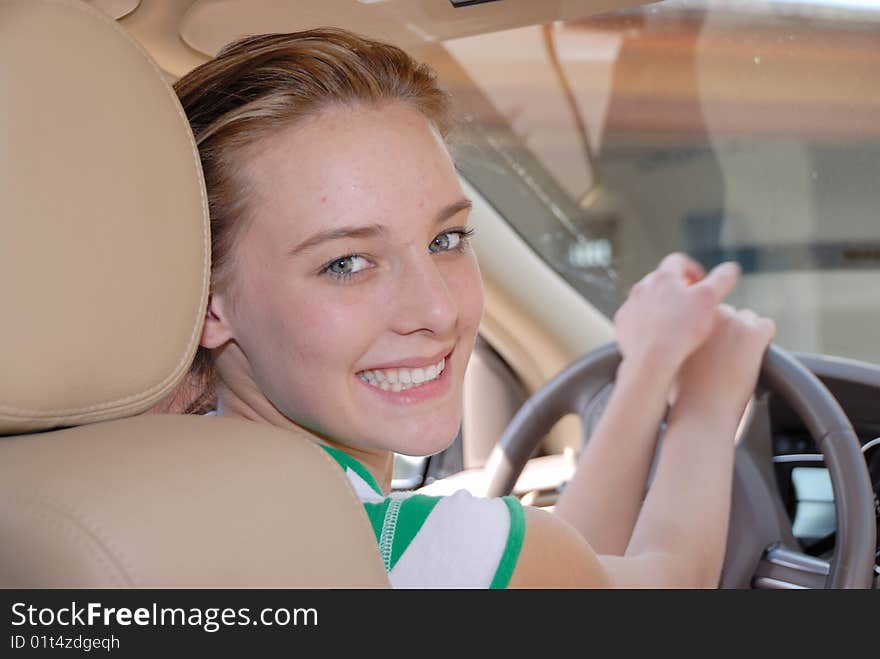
[{"xmin": 771, "ymin": 354, "xmax": 880, "ymax": 582}]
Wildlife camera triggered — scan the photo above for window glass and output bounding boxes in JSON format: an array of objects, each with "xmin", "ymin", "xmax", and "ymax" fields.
[{"xmin": 439, "ymin": 0, "xmax": 880, "ymax": 364}]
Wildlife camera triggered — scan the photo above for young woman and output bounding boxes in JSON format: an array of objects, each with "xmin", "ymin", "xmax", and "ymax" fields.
[{"xmin": 171, "ymin": 29, "xmax": 775, "ymax": 588}]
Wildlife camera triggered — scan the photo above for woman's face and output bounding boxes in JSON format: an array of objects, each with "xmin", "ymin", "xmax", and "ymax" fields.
[{"xmin": 206, "ymin": 102, "xmax": 483, "ymax": 457}]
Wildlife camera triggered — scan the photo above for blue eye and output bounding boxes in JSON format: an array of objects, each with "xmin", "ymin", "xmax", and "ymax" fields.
[
  {"xmin": 323, "ymin": 254, "xmax": 371, "ymax": 280},
  {"xmin": 429, "ymin": 228, "xmax": 474, "ymax": 254}
]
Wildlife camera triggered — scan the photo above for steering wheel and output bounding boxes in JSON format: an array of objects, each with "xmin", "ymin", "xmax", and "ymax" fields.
[{"xmin": 484, "ymin": 341, "xmax": 876, "ymax": 588}]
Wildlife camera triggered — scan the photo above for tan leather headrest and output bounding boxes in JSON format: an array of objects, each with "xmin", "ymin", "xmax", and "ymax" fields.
[{"xmin": 0, "ymin": 0, "xmax": 209, "ymax": 434}]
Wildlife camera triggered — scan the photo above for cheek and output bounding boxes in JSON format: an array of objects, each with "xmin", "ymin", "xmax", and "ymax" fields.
[
  {"xmin": 229, "ymin": 265, "xmax": 315, "ymax": 376},
  {"xmin": 452, "ymin": 254, "xmax": 484, "ymax": 335},
  {"xmin": 258, "ymin": 286, "xmax": 376, "ymax": 375}
]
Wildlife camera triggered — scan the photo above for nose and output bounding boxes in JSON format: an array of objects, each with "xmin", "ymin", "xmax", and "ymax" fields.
[{"xmin": 389, "ymin": 252, "xmax": 458, "ymax": 337}]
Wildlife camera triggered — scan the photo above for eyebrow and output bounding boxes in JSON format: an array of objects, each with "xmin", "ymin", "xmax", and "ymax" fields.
[{"xmin": 287, "ymin": 197, "xmax": 473, "ymax": 256}]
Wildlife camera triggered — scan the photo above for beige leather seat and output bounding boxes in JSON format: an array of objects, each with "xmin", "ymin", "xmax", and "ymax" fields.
[{"xmin": 0, "ymin": 0, "xmax": 388, "ymax": 588}]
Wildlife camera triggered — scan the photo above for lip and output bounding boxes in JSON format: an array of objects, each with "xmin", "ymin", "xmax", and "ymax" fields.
[
  {"xmin": 359, "ymin": 347, "xmax": 453, "ymax": 371},
  {"xmin": 355, "ymin": 347, "xmax": 454, "ymax": 405}
]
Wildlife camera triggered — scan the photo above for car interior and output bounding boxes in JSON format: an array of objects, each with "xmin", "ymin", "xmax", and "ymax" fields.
[{"xmin": 1, "ymin": 0, "xmax": 877, "ymax": 588}]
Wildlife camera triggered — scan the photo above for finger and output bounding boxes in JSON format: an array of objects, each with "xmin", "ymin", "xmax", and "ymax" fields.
[
  {"xmin": 739, "ymin": 311, "xmax": 776, "ymax": 345},
  {"xmin": 738, "ymin": 308, "xmax": 759, "ymax": 324},
  {"xmin": 627, "ymin": 277, "xmax": 647, "ymax": 298},
  {"xmin": 631, "ymin": 267, "xmax": 661, "ymax": 295},
  {"xmin": 694, "ymin": 261, "xmax": 740, "ymax": 303},
  {"xmin": 758, "ymin": 317, "xmax": 777, "ymax": 341},
  {"xmin": 657, "ymin": 252, "xmax": 706, "ymax": 284}
]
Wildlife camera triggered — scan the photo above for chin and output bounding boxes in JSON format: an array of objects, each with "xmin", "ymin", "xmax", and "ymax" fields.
[{"xmin": 386, "ymin": 419, "xmax": 461, "ymax": 458}]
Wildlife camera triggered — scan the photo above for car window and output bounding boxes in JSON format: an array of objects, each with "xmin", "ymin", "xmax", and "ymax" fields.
[{"xmin": 432, "ymin": 0, "xmax": 880, "ymax": 364}]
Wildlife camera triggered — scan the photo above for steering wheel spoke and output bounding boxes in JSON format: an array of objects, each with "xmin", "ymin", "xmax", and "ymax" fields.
[
  {"xmin": 736, "ymin": 392, "xmax": 800, "ymax": 552},
  {"xmin": 753, "ymin": 545, "xmax": 830, "ymax": 589},
  {"xmin": 720, "ymin": 395, "xmax": 804, "ymax": 587}
]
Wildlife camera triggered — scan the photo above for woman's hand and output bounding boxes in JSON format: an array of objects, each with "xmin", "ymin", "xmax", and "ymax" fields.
[
  {"xmin": 675, "ymin": 303, "xmax": 777, "ymax": 422},
  {"xmin": 613, "ymin": 253, "xmax": 740, "ymax": 381},
  {"xmin": 516, "ymin": 301, "xmax": 778, "ymax": 588},
  {"xmin": 556, "ymin": 252, "xmax": 742, "ymax": 554}
]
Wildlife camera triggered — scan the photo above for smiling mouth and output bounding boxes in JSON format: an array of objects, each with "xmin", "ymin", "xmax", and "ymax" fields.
[{"xmin": 357, "ymin": 356, "xmax": 446, "ymax": 392}]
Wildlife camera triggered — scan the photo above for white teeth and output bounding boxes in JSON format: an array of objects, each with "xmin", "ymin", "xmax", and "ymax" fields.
[{"xmin": 358, "ymin": 356, "xmax": 447, "ymax": 393}]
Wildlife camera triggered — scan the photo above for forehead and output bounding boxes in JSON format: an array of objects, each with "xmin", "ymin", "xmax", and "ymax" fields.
[{"xmin": 239, "ymin": 102, "xmax": 462, "ymax": 241}]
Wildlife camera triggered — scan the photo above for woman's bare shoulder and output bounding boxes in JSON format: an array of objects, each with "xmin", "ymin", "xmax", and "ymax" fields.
[{"xmin": 508, "ymin": 506, "xmax": 610, "ymax": 589}]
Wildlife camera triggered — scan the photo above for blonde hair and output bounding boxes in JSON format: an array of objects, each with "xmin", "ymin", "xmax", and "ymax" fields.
[{"xmin": 171, "ymin": 28, "xmax": 452, "ymax": 414}]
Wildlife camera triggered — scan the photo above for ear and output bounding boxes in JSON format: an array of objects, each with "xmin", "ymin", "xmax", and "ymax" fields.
[{"xmin": 199, "ymin": 292, "xmax": 235, "ymax": 349}]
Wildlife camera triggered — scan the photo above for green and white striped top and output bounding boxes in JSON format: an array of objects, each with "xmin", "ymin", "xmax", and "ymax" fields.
[{"xmin": 322, "ymin": 445, "xmax": 526, "ymax": 589}]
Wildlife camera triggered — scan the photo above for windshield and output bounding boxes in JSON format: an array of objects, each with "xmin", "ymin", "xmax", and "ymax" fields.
[{"xmin": 434, "ymin": 0, "xmax": 880, "ymax": 365}]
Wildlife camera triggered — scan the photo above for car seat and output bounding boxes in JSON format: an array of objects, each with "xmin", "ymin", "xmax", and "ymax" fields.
[{"xmin": 0, "ymin": 0, "xmax": 388, "ymax": 588}]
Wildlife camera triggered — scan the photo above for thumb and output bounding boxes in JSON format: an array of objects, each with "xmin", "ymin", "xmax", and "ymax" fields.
[{"xmin": 694, "ymin": 261, "xmax": 740, "ymax": 303}]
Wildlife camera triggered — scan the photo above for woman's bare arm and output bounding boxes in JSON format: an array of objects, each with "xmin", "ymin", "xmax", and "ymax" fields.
[
  {"xmin": 551, "ymin": 359, "xmax": 672, "ymax": 555},
  {"xmin": 512, "ymin": 304, "xmax": 774, "ymax": 588},
  {"xmin": 512, "ymin": 404, "xmax": 739, "ymax": 588},
  {"xmin": 554, "ymin": 255, "xmax": 738, "ymax": 554},
  {"xmin": 622, "ymin": 305, "xmax": 775, "ymax": 584}
]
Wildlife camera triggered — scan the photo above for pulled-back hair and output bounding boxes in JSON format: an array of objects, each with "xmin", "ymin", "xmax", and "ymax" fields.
[{"xmin": 171, "ymin": 28, "xmax": 452, "ymax": 414}]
